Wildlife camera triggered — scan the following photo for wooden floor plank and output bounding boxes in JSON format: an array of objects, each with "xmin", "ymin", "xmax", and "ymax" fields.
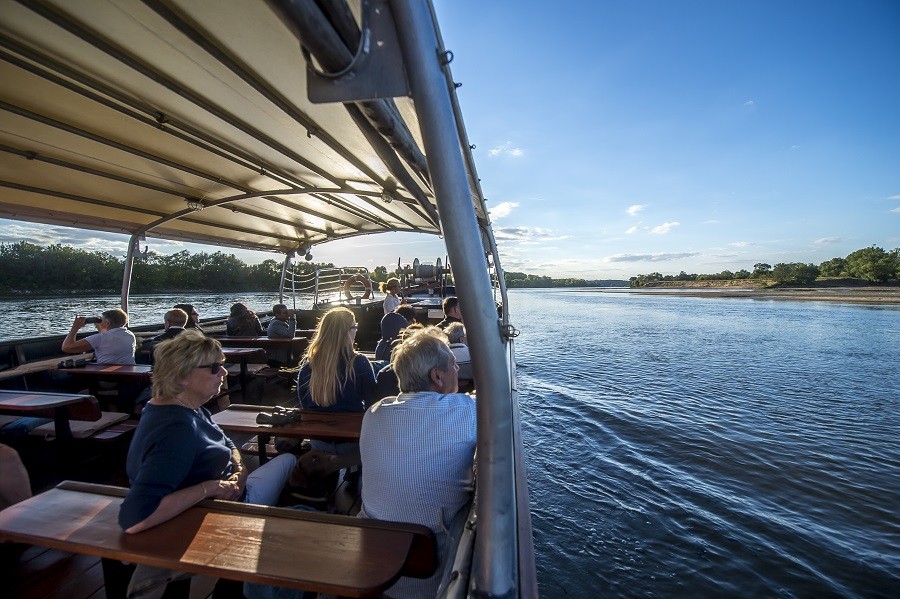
[{"xmin": 14, "ymin": 552, "xmax": 99, "ymax": 599}]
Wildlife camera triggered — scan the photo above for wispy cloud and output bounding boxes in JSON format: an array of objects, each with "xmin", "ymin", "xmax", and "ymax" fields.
[
  {"xmin": 887, "ymin": 195, "xmax": 900, "ymax": 200},
  {"xmin": 488, "ymin": 141, "xmax": 524, "ymax": 158},
  {"xmin": 605, "ymin": 252, "xmax": 700, "ymax": 263},
  {"xmin": 744, "ymin": 99, "xmax": 755, "ymax": 106},
  {"xmin": 814, "ymin": 237, "xmax": 842, "ymax": 244},
  {"xmin": 626, "ymin": 204, "xmax": 646, "ymax": 216},
  {"xmin": 625, "ymin": 226, "xmax": 638, "ymax": 234},
  {"xmin": 703, "ymin": 220, "xmax": 719, "ymax": 224},
  {"xmin": 729, "ymin": 241, "xmax": 754, "ymax": 248},
  {"xmin": 650, "ymin": 221, "xmax": 680, "ymax": 234},
  {"xmin": 494, "ymin": 226, "xmax": 568, "ymax": 243},
  {"xmin": 890, "ymin": 207, "xmax": 900, "ymax": 213},
  {"xmin": 488, "ymin": 201, "xmax": 519, "ymax": 219}
]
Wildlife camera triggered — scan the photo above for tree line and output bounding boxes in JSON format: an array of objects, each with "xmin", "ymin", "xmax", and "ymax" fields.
[
  {"xmin": 0, "ymin": 242, "xmax": 333, "ymax": 294},
  {"xmin": 629, "ymin": 246, "xmax": 900, "ymax": 287}
]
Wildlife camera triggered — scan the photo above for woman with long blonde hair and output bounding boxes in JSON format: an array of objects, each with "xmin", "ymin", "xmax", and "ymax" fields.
[{"xmin": 297, "ymin": 307, "xmax": 375, "ymax": 410}]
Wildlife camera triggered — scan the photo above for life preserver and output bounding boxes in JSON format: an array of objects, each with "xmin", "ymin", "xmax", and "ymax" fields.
[{"xmin": 342, "ymin": 274, "xmax": 372, "ymax": 300}]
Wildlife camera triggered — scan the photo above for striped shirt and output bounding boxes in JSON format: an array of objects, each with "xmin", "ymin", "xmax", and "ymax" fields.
[{"xmin": 360, "ymin": 391, "xmax": 476, "ymax": 598}]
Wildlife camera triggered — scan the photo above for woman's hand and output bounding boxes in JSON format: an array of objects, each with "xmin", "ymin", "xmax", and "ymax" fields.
[{"xmin": 202, "ymin": 478, "xmax": 242, "ymax": 501}]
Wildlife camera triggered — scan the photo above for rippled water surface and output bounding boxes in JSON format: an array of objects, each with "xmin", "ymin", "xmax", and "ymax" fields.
[
  {"xmin": 511, "ymin": 289, "xmax": 899, "ymax": 597},
  {"xmin": 1, "ymin": 289, "xmax": 898, "ymax": 597}
]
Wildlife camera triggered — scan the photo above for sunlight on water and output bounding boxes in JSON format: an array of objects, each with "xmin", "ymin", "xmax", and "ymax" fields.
[{"xmin": 512, "ymin": 289, "xmax": 899, "ymax": 598}]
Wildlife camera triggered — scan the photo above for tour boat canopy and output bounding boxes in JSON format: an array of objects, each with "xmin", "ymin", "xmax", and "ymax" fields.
[{"xmin": 0, "ymin": 0, "xmax": 490, "ymax": 256}]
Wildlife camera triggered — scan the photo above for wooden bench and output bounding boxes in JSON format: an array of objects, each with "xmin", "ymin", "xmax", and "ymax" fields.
[
  {"xmin": 0, "ymin": 393, "xmax": 134, "ymax": 442},
  {"xmin": 0, "ymin": 480, "xmax": 437, "ymax": 598}
]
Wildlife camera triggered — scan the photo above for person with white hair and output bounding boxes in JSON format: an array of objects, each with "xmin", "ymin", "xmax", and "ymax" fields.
[{"xmin": 360, "ymin": 326, "xmax": 476, "ymax": 598}]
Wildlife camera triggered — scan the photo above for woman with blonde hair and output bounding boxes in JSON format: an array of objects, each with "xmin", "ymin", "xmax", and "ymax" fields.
[
  {"xmin": 120, "ymin": 330, "xmax": 295, "ymax": 533},
  {"xmin": 379, "ymin": 277, "xmax": 402, "ymax": 314},
  {"xmin": 119, "ymin": 330, "xmax": 296, "ymax": 596},
  {"xmin": 296, "ymin": 307, "xmax": 375, "ymax": 454}
]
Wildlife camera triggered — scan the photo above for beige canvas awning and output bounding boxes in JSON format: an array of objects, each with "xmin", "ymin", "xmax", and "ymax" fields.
[{"xmin": 0, "ymin": 0, "xmax": 488, "ymax": 256}]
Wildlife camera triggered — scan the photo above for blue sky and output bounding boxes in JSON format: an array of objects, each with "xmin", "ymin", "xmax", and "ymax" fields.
[{"xmin": 2, "ymin": 0, "xmax": 898, "ymax": 279}]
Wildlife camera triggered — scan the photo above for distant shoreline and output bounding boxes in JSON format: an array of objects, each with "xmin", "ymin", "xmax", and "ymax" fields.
[{"xmin": 599, "ymin": 286, "xmax": 900, "ymax": 305}]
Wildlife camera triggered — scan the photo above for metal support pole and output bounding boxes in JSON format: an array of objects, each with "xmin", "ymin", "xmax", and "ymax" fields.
[
  {"xmin": 389, "ymin": 1, "xmax": 517, "ymax": 596},
  {"xmin": 121, "ymin": 233, "xmax": 139, "ymax": 313}
]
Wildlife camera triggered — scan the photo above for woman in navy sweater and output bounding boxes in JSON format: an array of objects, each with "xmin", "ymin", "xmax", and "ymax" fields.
[{"xmin": 296, "ymin": 307, "xmax": 375, "ymax": 453}]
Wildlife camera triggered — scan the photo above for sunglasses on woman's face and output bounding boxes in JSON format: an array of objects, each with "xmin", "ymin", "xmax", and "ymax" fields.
[{"xmin": 197, "ymin": 361, "xmax": 224, "ymax": 374}]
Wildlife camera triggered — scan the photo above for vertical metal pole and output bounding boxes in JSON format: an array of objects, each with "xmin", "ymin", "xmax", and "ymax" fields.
[
  {"xmin": 389, "ymin": 1, "xmax": 517, "ymax": 596},
  {"xmin": 121, "ymin": 233, "xmax": 139, "ymax": 313}
]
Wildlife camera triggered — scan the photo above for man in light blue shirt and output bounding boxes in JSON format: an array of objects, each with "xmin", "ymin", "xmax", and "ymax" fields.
[{"xmin": 360, "ymin": 327, "xmax": 476, "ymax": 598}]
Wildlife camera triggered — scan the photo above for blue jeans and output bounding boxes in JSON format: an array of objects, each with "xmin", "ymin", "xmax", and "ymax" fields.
[{"xmin": 244, "ymin": 452, "xmax": 296, "ymax": 504}]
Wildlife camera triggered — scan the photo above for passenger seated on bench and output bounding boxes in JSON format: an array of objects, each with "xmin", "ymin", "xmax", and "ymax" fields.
[
  {"xmin": 265, "ymin": 303, "xmax": 296, "ymax": 367},
  {"xmin": 436, "ymin": 295, "xmax": 462, "ymax": 329},
  {"xmin": 62, "ymin": 308, "xmax": 136, "ymax": 364},
  {"xmin": 226, "ymin": 302, "xmax": 264, "ymax": 336},
  {"xmin": 374, "ymin": 304, "xmax": 416, "ymax": 362},
  {"xmin": 119, "ymin": 330, "xmax": 296, "ymax": 597},
  {"xmin": 370, "ymin": 323, "xmax": 424, "ymax": 402},
  {"xmin": 0, "ymin": 443, "xmax": 31, "ymax": 510},
  {"xmin": 141, "ymin": 308, "xmax": 188, "ymax": 365},
  {"xmin": 296, "ymin": 307, "xmax": 375, "ymax": 455},
  {"xmin": 173, "ymin": 303, "xmax": 204, "ymax": 333},
  {"xmin": 360, "ymin": 326, "xmax": 476, "ymax": 598}
]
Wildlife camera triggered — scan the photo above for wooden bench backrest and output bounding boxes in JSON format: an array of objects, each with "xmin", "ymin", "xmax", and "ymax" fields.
[{"xmin": 0, "ymin": 481, "xmax": 436, "ymax": 597}]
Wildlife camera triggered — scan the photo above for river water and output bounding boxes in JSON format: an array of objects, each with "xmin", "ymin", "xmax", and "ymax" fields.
[{"xmin": 1, "ymin": 289, "xmax": 898, "ymax": 597}]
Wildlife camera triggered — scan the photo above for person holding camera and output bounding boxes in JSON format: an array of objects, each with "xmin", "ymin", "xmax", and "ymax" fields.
[
  {"xmin": 265, "ymin": 303, "xmax": 296, "ymax": 368},
  {"xmin": 62, "ymin": 308, "xmax": 137, "ymax": 364}
]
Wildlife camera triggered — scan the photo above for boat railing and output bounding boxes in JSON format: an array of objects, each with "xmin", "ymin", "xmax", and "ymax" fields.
[{"xmin": 281, "ymin": 265, "xmax": 373, "ymax": 308}]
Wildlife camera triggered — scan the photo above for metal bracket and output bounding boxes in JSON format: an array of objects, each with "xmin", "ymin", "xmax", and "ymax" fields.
[
  {"xmin": 307, "ymin": 0, "xmax": 410, "ymax": 104},
  {"xmin": 500, "ymin": 323, "xmax": 520, "ymax": 341}
]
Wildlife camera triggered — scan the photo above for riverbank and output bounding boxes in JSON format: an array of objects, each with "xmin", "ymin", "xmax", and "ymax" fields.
[{"xmin": 620, "ymin": 286, "xmax": 900, "ymax": 305}]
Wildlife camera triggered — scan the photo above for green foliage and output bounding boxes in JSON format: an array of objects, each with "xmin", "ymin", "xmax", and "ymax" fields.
[
  {"xmin": 843, "ymin": 246, "xmax": 899, "ymax": 283},
  {"xmin": 0, "ymin": 243, "xmax": 336, "ymax": 294},
  {"xmin": 371, "ymin": 266, "xmax": 388, "ymax": 283},
  {"xmin": 818, "ymin": 257, "xmax": 846, "ymax": 277},
  {"xmin": 752, "ymin": 263, "xmax": 772, "ymax": 278},
  {"xmin": 629, "ymin": 246, "xmax": 898, "ymax": 288},
  {"xmin": 771, "ymin": 262, "xmax": 819, "ymax": 284}
]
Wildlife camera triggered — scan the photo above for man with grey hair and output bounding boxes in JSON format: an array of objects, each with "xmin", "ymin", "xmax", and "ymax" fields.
[{"xmin": 359, "ymin": 326, "xmax": 476, "ymax": 598}]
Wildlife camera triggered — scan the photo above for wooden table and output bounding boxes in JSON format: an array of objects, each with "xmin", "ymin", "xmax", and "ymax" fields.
[
  {"xmin": 58, "ymin": 363, "xmax": 153, "ymax": 379},
  {"xmin": 222, "ymin": 347, "xmax": 266, "ymax": 393},
  {"xmin": 213, "ymin": 404, "xmax": 363, "ymax": 463},
  {"xmin": 0, "ymin": 390, "xmax": 99, "ymax": 439},
  {"xmin": 0, "ymin": 480, "xmax": 436, "ymax": 598},
  {"xmin": 57, "ymin": 363, "xmax": 152, "ymax": 413},
  {"xmin": 217, "ymin": 337, "xmax": 308, "ymax": 365}
]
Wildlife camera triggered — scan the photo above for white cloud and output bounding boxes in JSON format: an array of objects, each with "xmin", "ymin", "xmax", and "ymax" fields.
[
  {"xmin": 650, "ymin": 221, "xmax": 680, "ymax": 234},
  {"xmin": 605, "ymin": 252, "xmax": 700, "ymax": 263},
  {"xmin": 887, "ymin": 195, "xmax": 900, "ymax": 200},
  {"xmin": 626, "ymin": 204, "xmax": 646, "ymax": 216},
  {"xmin": 625, "ymin": 226, "xmax": 638, "ymax": 234},
  {"xmin": 744, "ymin": 100, "xmax": 755, "ymax": 106},
  {"xmin": 488, "ymin": 201, "xmax": 519, "ymax": 219},
  {"xmin": 703, "ymin": 220, "xmax": 718, "ymax": 224},
  {"xmin": 494, "ymin": 226, "xmax": 569, "ymax": 243},
  {"xmin": 890, "ymin": 207, "xmax": 900, "ymax": 213},
  {"xmin": 729, "ymin": 241, "xmax": 753, "ymax": 248},
  {"xmin": 814, "ymin": 237, "xmax": 842, "ymax": 244},
  {"xmin": 488, "ymin": 141, "xmax": 524, "ymax": 158}
]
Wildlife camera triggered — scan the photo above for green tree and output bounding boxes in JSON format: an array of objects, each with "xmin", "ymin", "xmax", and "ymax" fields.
[
  {"xmin": 752, "ymin": 263, "xmax": 772, "ymax": 278},
  {"xmin": 844, "ymin": 246, "xmax": 898, "ymax": 282},
  {"xmin": 818, "ymin": 257, "xmax": 846, "ymax": 277}
]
